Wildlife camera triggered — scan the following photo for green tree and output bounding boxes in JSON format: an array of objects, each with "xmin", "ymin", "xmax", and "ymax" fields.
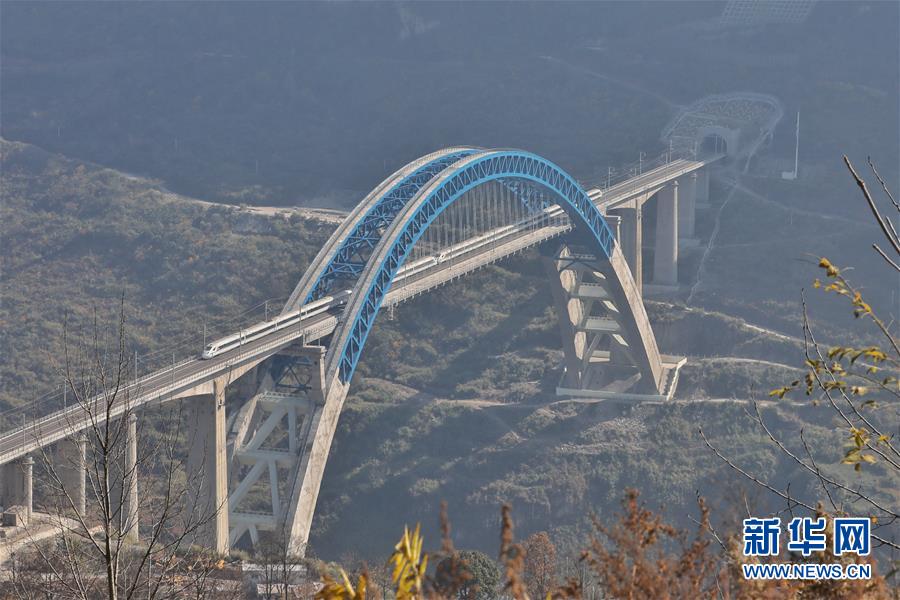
[{"xmin": 437, "ymin": 550, "xmax": 500, "ymax": 600}]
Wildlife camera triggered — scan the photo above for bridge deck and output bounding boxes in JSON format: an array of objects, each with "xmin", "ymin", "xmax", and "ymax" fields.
[{"xmin": 588, "ymin": 155, "xmax": 723, "ymax": 209}]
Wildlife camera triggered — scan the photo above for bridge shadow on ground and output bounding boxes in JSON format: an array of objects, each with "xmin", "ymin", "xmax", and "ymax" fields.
[{"xmin": 359, "ymin": 255, "xmax": 563, "ymax": 402}]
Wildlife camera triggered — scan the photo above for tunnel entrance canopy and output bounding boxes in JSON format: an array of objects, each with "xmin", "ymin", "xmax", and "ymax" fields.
[
  {"xmin": 661, "ymin": 92, "xmax": 784, "ymax": 162},
  {"xmin": 700, "ymin": 133, "xmax": 728, "ymax": 156}
]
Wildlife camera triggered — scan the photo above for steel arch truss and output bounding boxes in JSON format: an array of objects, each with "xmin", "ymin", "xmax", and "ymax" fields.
[
  {"xmin": 282, "ymin": 147, "xmax": 479, "ymax": 311},
  {"xmin": 333, "ymin": 150, "xmax": 621, "ymax": 385},
  {"xmin": 498, "ymin": 178, "xmax": 556, "ymax": 214}
]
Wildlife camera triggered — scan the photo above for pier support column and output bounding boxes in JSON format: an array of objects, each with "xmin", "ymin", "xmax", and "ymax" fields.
[
  {"xmin": 110, "ymin": 414, "xmax": 139, "ymax": 541},
  {"xmin": 696, "ymin": 168, "xmax": 710, "ymax": 206},
  {"xmin": 605, "ymin": 214, "xmax": 621, "ymax": 247},
  {"xmin": 186, "ymin": 378, "xmax": 229, "ymax": 555},
  {"xmin": 678, "ymin": 173, "xmax": 696, "ymax": 239},
  {"xmin": 23, "ymin": 456, "xmax": 33, "ymax": 523},
  {"xmin": 124, "ymin": 414, "xmax": 139, "ymax": 543},
  {"xmin": 305, "ymin": 347, "xmax": 327, "ymax": 406},
  {"xmin": 57, "ymin": 435, "xmax": 87, "ymax": 516},
  {"xmin": 653, "ymin": 182, "xmax": 679, "ymax": 286},
  {"xmin": 543, "ymin": 252, "xmax": 585, "ymax": 389},
  {"xmin": 613, "ymin": 203, "xmax": 642, "ymax": 296},
  {"xmin": 1, "ymin": 456, "xmax": 33, "ymax": 525}
]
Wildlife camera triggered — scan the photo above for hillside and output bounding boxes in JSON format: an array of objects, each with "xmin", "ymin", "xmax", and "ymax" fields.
[{"xmin": 0, "ymin": 138, "xmax": 331, "ymax": 413}]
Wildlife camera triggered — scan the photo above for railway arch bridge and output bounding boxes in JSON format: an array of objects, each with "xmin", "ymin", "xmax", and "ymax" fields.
[{"xmin": 0, "ymin": 145, "xmax": 722, "ymax": 556}]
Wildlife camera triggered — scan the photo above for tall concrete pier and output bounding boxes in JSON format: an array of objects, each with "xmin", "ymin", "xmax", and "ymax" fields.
[{"xmin": 653, "ymin": 181, "xmax": 679, "ymax": 286}]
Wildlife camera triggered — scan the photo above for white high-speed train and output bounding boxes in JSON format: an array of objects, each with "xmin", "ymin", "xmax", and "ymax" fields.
[
  {"xmin": 392, "ymin": 206, "xmax": 561, "ymax": 285},
  {"xmin": 201, "ymin": 290, "xmax": 352, "ymax": 359},
  {"xmin": 203, "ymin": 207, "xmax": 564, "ymax": 358}
]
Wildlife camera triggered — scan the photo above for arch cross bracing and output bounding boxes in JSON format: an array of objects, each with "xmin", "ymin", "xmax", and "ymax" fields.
[
  {"xmin": 331, "ymin": 150, "xmax": 617, "ymax": 384},
  {"xmin": 283, "ymin": 147, "xmax": 479, "ymax": 311},
  {"xmin": 277, "ymin": 149, "xmax": 666, "ymax": 553}
]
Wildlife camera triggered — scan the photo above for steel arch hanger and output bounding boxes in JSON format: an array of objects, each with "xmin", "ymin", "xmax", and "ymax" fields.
[{"xmin": 281, "ymin": 146, "xmax": 480, "ymax": 313}]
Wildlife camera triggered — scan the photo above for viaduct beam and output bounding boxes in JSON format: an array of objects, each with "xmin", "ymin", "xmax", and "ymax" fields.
[{"xmin": 0, "ymin": 155, "xmax": 722, "ymax": 472}]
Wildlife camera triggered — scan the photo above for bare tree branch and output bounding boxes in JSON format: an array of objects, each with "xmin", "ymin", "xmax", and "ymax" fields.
[
  {"xmin": 867, "ymin": 156, "xmax": 900, "ymax": 213},
  {"xmin": 844, "ymin": 155, "xmax": 900, "ymax": 257}
]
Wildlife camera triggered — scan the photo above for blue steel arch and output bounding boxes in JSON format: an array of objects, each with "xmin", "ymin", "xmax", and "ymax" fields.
[
  {"xmin": 335, "ymin": 150, "xmax": 617, "ymax": 384},
  {"xmin": 305, "ymin": 149, "xmax": 480, "ymax": 302}
]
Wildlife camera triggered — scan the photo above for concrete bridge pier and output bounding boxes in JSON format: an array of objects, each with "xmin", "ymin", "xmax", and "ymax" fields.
[
  {"xmin": 186, "ymin": 377, "xmax": 229, "ymax": 555},
  {"xmin": 544, "ymin": 242, "xmax": 668, "ymax": 398},
  {"xmin": 609, "ymin": 202, "xmax": 643, "ymax": 295},
  {"xmin": 653, "ymin": 181, "xmax": 679, "ymax": 286},
  {"xmin": 678, "ymin": 172, "xmax": 697, "ymax": 240},
  {"xmin": 269, "ymin": 345, "xmax": 327, "ymax": 555},
  {"xmin": 1, "ymin": 456, "xmax": 33, "ymax": 525},
  {"xmin": 108, "ymin": 415, "xmax": 139, "ymax": 542},
  {"xmin": 605, "ymin": 214, "xmax": 622, "ymax": 250},
  {"xmin": 104, "ymin": 412, "xmax": 140, "ymax": 543},
  {"xmin": 283, "ymin": 345, "xmax": 327, "ymax": 405},
  {"xmin": 695, "ymin": 168, "xmax": 710, "ymax": 207},
  {"xmin": 56, "ymin": 435, "xmax": 87, "ymax": 516},
  {"xmin": 543, "ymin": 253, "xmax": 587, "ymax": 389},
  {"xmin": 123, "ymin": 414, "xmax": 139, "ymax": 542}
]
